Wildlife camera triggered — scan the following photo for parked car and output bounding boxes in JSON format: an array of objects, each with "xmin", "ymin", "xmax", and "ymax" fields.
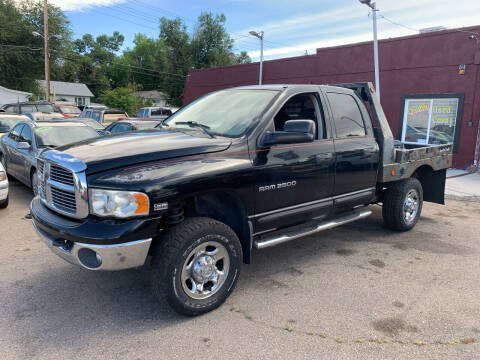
[
  {"xmin": 135, "ymin": 107, "xmax": 172, "ymax": 120},
  {"xmin": 55, "ymin": 105, "xmax": 81, "ymax": 118},
  {"xmin": 105, "ymin": 119, "xmax": 163, "ymax": 134},
  {"xmin": 24, "ymin": 112, "xmax": 63, "ymax": 122},
  {"xmin": 0, "ymin": 102, "xmax": 57, "ymax": 114},
  {"xmin": 0, "ymin": 162, "xmax": 8, "ymax": 208},
  {"xmin": 71, "ymin": 117, "xmax": 108, "ymax": 135},
  {"xmin": 0, "ymin": 114, "xmax": 30, "ymax": 138},
  {"xmin": 0, "ymin": 120, "xmax": 99, "ymax": 194},
  {"xmin": 31, "ymin": 83, "xmax": 452, "ymax": 316},
  {"xmin": 79, "ymin": 108, "xmax": 128, "ymax": 126}
]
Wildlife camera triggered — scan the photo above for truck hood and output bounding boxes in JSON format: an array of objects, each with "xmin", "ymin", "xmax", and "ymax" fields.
[{"xmin": 54, "ymin": 129, "xmax": 232, "ymax": 174}]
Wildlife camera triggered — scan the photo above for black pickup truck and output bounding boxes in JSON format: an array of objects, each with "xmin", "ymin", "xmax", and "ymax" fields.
[{"xmin": 31, "ymin": 83, "xmax": 452, "ymax": 315}]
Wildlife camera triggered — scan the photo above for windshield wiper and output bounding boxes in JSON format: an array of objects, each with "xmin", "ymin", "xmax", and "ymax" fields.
[{"xmin": 173, "ymin": 121, "xmax": 215, "ymax": 138}]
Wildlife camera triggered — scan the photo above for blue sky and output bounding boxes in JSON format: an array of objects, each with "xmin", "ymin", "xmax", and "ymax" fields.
[{"xmin": 52, "ymin": 0, "xmax": 480, "ymax": 61}]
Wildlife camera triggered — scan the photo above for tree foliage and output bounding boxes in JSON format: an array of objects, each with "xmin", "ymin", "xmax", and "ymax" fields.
[
  {"xmin": 0, "ymin": 1, "xmax": 251, "ymax": 106},
  {"xmin": 99, "ymin": 87, "xmax": 149, "ymax": 115}
]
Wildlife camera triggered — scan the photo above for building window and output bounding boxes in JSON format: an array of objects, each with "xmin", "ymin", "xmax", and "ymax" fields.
[
  {"xmin": 75, "ymin": 97, "xmax": 86, "ymax": 106},
  {"xmin": 399, "ymin": 94, "xmax": 464, "ymax": 152}
]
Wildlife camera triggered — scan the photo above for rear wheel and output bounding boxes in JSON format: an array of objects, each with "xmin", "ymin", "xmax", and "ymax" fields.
[
  {"xmin": 150, "ymin": 217, "xmax": 242, "ymax": 316},
  {"xmin": 382, "ymin": 177, "xmax": 423, "ymax": 231}
]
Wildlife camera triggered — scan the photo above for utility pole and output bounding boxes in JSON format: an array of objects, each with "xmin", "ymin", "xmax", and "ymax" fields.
[
  {"xmin": 359, "ymin": 0, "xmax": 380, "ymax": 101},
  {"xmin": 43, "ymin": 0, "xmax": 50, "ymax": 102},
  {"xmin": 249, "ymin": 30, "xmax": 264, "ymax": 85}
]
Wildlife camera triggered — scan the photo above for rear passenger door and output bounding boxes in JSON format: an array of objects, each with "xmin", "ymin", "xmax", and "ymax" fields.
[{"xmin": 325, "ymin": 90, "xmax": 379, "ymax": 208}]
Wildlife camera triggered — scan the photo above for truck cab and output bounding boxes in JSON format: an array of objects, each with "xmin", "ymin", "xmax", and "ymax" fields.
[{"xmin": 30, "ymin": 83, "xmax": 451, "ymax": 316}]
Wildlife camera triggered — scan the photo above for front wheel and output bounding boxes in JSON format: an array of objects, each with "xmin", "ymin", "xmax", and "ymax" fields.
[
  {"xmin": 0, "ymin": 195, "xmax": 8, "ymax": 209},
  {"xmin": 150, "ymin": 217, "xmax": 242, "ymax": 316},
  {"xmin": 382, "ymin": 177, "xmax": 423, "ymax": 231},
  {"xmin": 31, "ymin": 170, "xmax": 38, "ymax": 196}
]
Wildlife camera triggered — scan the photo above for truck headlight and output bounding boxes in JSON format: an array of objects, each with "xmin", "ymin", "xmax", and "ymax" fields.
[{"xmin": 90, "ymin": 189, "xmax": 149, "ymax": 218}]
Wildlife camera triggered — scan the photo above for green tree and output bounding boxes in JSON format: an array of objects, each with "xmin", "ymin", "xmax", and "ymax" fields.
[
  {"xmin": 71, "ymin": 31, "xmax": 125, "ymax": 97},
  {"xmin": 0, "ymin": 0, "xmax": 71, "ymax": 92},
  {"xmin": 99, "ymin": 87, "xmax": 146, "ymax": 115}
]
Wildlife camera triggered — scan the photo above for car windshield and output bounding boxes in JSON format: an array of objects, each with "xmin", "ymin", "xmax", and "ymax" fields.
[
  {"xmin": 164, "ymin": 89, "xmax": 278, "ymax": 137},
  {"xmin": 59, "ymin": 107, "xmax": 81, "ymax": 114},
  {"xmin": 79, "ymin": 118, "xmax": 104, "ymax": 130},
  {"xmin": 37, "ymin": 104, "xmax": 56, "ymax": 112},
  {"xmin": 35, "ymin": 126, "xmax": 99, "ymax": 148},
  {"xmin": 0, "ymin": 118, "xmax": 20, "ymax": 132}
]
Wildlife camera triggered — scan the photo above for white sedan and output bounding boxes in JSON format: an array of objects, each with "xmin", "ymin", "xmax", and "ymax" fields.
[{"xmin": 0, "ymin": 162, "xmax": 8, "ymax": 208}]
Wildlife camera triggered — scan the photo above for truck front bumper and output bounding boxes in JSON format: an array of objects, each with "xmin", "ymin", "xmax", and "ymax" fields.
[
  {"xmin": 30, "ymin": 197, "xmax": 159, "ymax": 271},
  {"xmin": 33, "ymin": 222, "xmax": 151, "ymax": 270}
]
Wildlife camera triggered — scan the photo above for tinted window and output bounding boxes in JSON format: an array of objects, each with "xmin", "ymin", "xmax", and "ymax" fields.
[
  {"xmin": 0, "ymin": 117, "xmax": 21, "ymax": 133},
  {"xmin": 92, "ymin": 111, "xmax": 101, "ymax": 121},
  {"xmin": 110, "ymin": 123, "xmax": 132, "ymax": 133},
  {"xmin": 37, "ymin": 104, "xmax": 56, "ymax": 112},
  {"xmin": 85, "ymin": 111, "xmax": 92, "ymax": 118},
  {"xmin": 20, "ymin": 105, "xmax": 35, "ymax": 114},
  {"xmin": 35, "ymin": 126, "xmax": 98, "ymax": 148},
  {"xmin": 9, "ymin": 124, "xmax": 24, "ymax": 141},
  {"xmin": 19, "ymin": 125, "xmax": 33, "ymax": 145},
  {"xmin": 151, "ymin": 109, "xmax": 162, "ymax": 116},
  {"xmin": 327, "ymin": 93, "xmax": 366, "ymax": 138},
  {"xmin": 5, "ymin": 105, "xmax": 18, "ymax": 114}
]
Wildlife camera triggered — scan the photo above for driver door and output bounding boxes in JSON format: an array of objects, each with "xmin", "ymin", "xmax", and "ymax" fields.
[
  {"xmin": 250, "ymin": 91, "xmax": 335, "ymax": 234},
  {"xmin": 3, "ymin": 123, "xmax": 24, "ymax": 178}
]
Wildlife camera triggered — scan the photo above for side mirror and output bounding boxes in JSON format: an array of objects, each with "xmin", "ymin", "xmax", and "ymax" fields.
[
  {"xmin": 263, "ymin": 119, "xmax": 316, "ymax": 146},
  {"xmin": 16, "ymin": 141, "xmax": 31, "ymax": 150}
]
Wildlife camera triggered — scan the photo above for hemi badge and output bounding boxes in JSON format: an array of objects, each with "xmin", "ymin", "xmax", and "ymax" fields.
[{"xmin": 154, "ymin": 202, "xmax": 168, "ymax": 211}]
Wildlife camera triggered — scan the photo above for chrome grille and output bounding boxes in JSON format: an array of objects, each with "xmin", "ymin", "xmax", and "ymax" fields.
[
  {"xmin": 50, "ymin": 165, "xmax": 74, "ymax": 186},
  {"xmin": 37, "ymin": 160, "xmax": 46, "ymax": 197},
  {"xmin": 37, "ymin": 150, "xmax": 89, "ymax": 219},
  {"xmin": 51, "ymin": 187, "xmax": 77, "ymax": 212}
]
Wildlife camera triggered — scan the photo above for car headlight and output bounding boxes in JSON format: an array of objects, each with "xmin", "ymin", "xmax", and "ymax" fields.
[
  {"xmin": 90, "ymin": 189, "xmax": 149, "ymax": 218},
  {"xmin": 0, "ymin": 171, "xmax": 6, "ymax": 181}
]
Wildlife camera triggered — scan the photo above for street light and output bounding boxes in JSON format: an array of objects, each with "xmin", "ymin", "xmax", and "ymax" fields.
[
  {"xmin": 358, "ymin": 0, "xmax": 380, "ymax": 101},
  {"xmin": 249, "ymin": 30, "xmax": 264, "ymax": 85}
]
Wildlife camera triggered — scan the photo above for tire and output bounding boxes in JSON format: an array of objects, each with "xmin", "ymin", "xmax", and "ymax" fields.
[
  {"xmin": 0, "ymin": 195, "xmax": 8, "ymax": 209},
  {"xmin": 31, "ymin": 169, "xmax": 38, "ymax": 196},
  {"xmin": 150, "ymin": 217, "xmax": 242, "ymax": 316},
  {"xmin": 0, "ymin": 154, "xmax": 6, "ymax": 171},
  {"xmin": 382, "ymin": 177, "xmax": 423, "ymax": 232}
]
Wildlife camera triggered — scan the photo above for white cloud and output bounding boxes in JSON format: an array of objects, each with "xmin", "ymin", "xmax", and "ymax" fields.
[
  {"xmin": 48, "ymin": 0, "xmax": 126, "ymax": 12},
  {"xmin": 242, "ymin": 0, "xmax": 480, "ymax": 61}
]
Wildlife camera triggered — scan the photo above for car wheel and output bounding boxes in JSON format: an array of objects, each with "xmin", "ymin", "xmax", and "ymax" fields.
[
  {"xmin": 31, "ymin": 170, "xmax": 38, "ymax": 196},
  {"xmin": 150, "ymin": 217, "xmax": 242, "ymax": 316},
  {"xmin": 382, "ymin": 177, "xmax": 423, "ymax": 231},
  {"xmin": 0, "ymin": 195, "xmax": 8, "ymax": 209}
]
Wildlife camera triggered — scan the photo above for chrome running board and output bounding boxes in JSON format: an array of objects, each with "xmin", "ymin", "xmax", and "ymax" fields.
[{"xmin": 253, "ymin": 209, "xmax": 372, "ymax": 249}]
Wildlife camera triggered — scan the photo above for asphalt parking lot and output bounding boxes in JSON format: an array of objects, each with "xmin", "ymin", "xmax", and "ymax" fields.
[{"xmin": 1, "ymin": 179, "xmax": 479, "ymax": 360}]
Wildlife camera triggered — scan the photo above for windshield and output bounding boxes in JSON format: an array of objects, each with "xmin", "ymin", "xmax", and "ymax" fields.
[
  {"xmin": 59, "ymin": 107, "xmax": 81, "ymax": 114},
  {"xmin": 80, "ymin": 118, "xmax": 104, "ymax": 130},
  {"xmin": 164, "ymin": 89, "xmax": 278, "ymax": 137},
  {"xmin": 0, "ymin": 118, "xmax": 21, "ymax": 132},
  {"xmin": 35, "ymin": 126, "xmax": 99, "ymax": 147}
]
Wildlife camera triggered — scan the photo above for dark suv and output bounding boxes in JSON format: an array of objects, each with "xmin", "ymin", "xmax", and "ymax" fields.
[{"xmin": 0, "ymin": 102, "xmax": 57, "ymax": 115}]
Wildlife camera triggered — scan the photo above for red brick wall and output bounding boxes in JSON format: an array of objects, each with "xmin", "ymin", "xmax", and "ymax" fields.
[{"xmin": 183, "ymin": 26, "xmax": 480, "ymax": 168}]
